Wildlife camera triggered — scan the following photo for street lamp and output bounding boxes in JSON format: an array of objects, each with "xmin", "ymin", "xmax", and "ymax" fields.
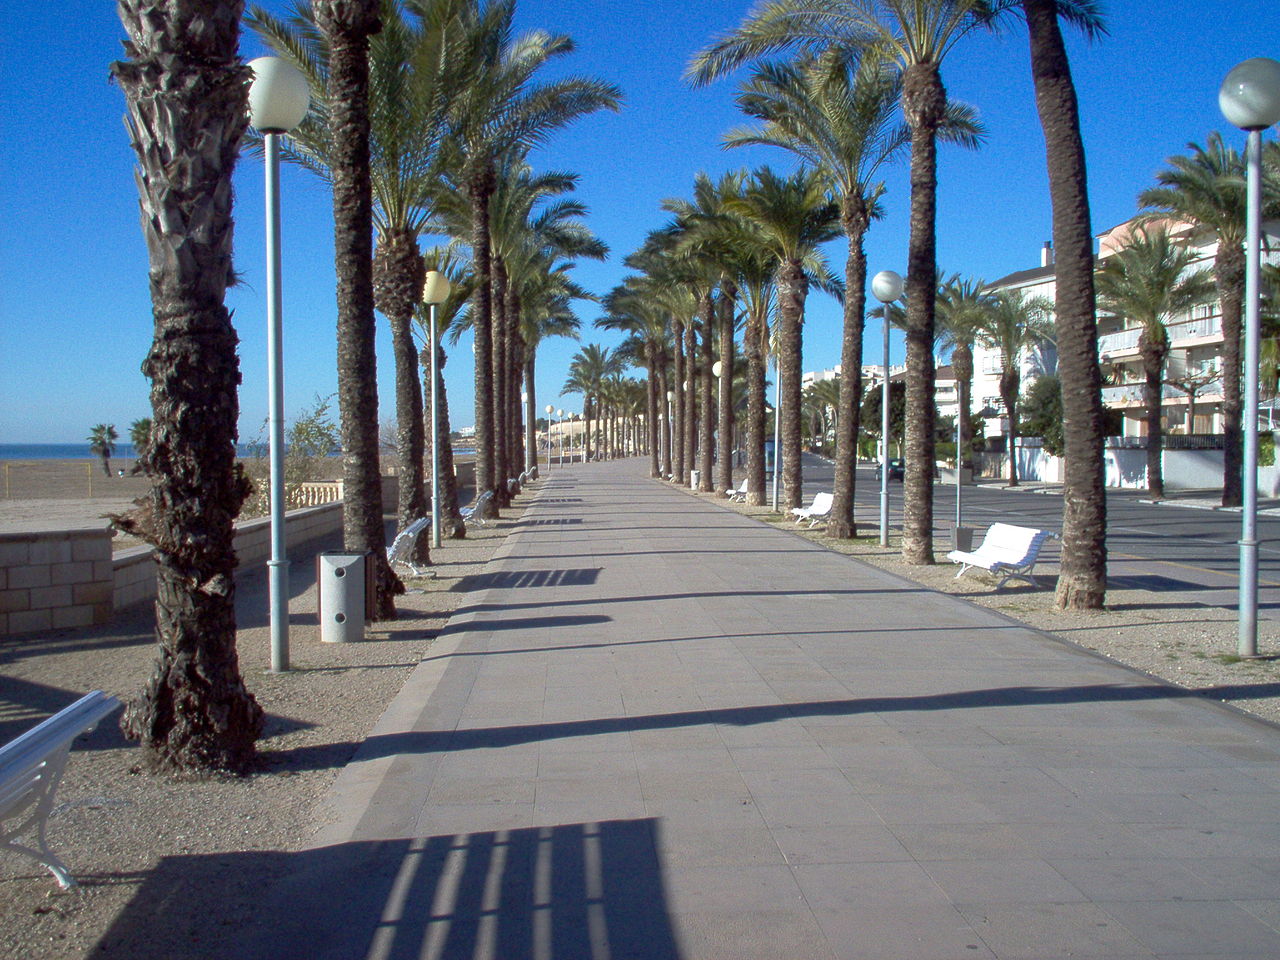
[
  {"xmin": 665, "ymin": 389, "xmax": 674, "ymax": 478},
  {"xmin": 423, "ymin": 270, "xmax": 451, "ymax": 550},
  {"xmin": 872, "ymin": 270, "xmax": 904, "ymax": 548},
  {"xmin": 248, "ymin": 56, "xmax": 310, "ymax": 673},
  {"xmin": 557, "ymin": 409, "xmax": 565, "ymax": 465},
  {"xmin": 1220, "ymin": 57, "xmax": 1280, "ymax": 658}
]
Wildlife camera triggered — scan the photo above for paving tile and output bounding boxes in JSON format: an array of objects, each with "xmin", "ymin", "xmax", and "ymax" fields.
[
  {"xmin": 954, "ymin": 901, "xmax": 1154, "ymax": 958},
  {"xmin": 1099, "ymin": 899, "xmax": 1280, "ymax": 956}
]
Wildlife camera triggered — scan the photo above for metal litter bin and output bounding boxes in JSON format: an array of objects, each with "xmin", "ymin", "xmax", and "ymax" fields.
[
  {"xmin": 690, "ymin": 469, "xmax": 701, "ymax": 488},
  {"xmin": 318, "ymin": 552, "xmax": 366, "ymax": 643},
  {"xmin": 952, "ymin": 526, "xmax": 975, "ymax": 553}
]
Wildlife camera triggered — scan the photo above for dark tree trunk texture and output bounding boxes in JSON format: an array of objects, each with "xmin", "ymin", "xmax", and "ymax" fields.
[
  {"xmin": 467, "ymin": 160, "xmax": 498, "ymax": 517},
  {"xmin": 422, "ymin": 345, "xmax": 468, "ymax": 538},
  {"xmin": 901, "ymin": 63, "xmax": 943, "ymax": 565},
  {"xmin": 830, "ymin": 193, "xmax": 870, "ymax": 539},
  {"xmin": 1141, "ymin": 337, "xmax": 1168, "ymax": 499},
  {"xmin": 698, "ymin": 293, "xmax": 715, "ymax": 492},
  {"xmin": 373, "ymin": 226, "xmax": 429, "ymax": 566},
  {"xmin": 1024, "ymin": 0, "xmax": 1107, "ymax": 609},
  {"xmin": 777, "ymin": 261, "xmax": 807, "ymax": 510},
  {"xmin": 112, "ymin": 0, "xmax": 263, "ymax": 772},
  {"xmin": 716, "ymin": 285, "xmax": 736, "ymax": 496},
  {"xmin": 524, "ymin": 357, "xmax": 537, "ymax": 476},
  {"xmin": 1001, "ymin": 368, "xmax": 1020, "ymax": 486},
  {"xmin": 659, "ymin": 366, "xmax": 673, "ymax": 477},
  {"xmin": 490, "ymin": 259, "xmax": 510, "ymax": 506},
  {"xmin": 672, "ymin": 318, "xmax": 685, "ymax": 483},
  {"xmin": 1217, "ymin": 244, "xmax": 1245, "ymax": 507},
  {"xmin": 647, "ymin": 343, "xmax": 661, "ymax": 477},
  {"xmin": 746, "ymin": 311, "xmax": 767, "ymax": 506},
  {"xmin": 683, "ymin": 319, "xmax": 697, "ymax": 485},
  {"xmin": 952, "ymin": 343, "xmax": 974, "ymax": 467},
  {"xmin": 315, "ymin": 0, "xmax": 400, "ymax": 620}
]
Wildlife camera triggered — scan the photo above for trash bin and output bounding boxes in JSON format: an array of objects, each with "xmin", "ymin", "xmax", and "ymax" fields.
[
  {"xmin": 690, "ymin": 469, "xmax": 701, "ymax": 488},
  {"xmin": 952, "ymin": 526, "xmax": 975, "ymax": 553},
  {"xmin": 318, "ymin": 552, "xmax": 366, "ymax": 643}
]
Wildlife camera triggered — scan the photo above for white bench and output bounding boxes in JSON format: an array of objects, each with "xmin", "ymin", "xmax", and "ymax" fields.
[
  {"xmin": 387, "ymin": 516, "xmax": 434, "ymax": 578},
  {"xmin": 791, "ymin": 491, "xmax": 833, "ymax": 527},
  {"xmin": 726, "ymin": 478, "xmax": 748, "ymax": 502},
  {"xmin": 947, "ymin": 522, "xmax": 1057, "ymax": 589},
  {"xmin": 461, "ymin": 489, "xmax": 495, "ymax": 528},
  {"xmin": 1, "ymin": 691, "xmax": 120, "ymax": 888}
]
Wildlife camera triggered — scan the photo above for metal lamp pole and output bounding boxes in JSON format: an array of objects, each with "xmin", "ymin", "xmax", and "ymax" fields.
[
  {"xmin": 872, "ymin": 271, "xmax": 904, "ymax": 548},
  {"xmin": 544, "ymin": 404, "xmax": 554, "ymax": 472},
  {"xmin": 423, "ymin": 270, "xmax": 451, "ymax": 550},
  {"xmin": 771, "ymin": 355, "xmax": 782, "ymax": 512},
  {"xmin": 248, "ymin": 58, "xmax": 310, "ymax": 673},
  {"xmin": 1220, "ymin": 58, "xmax": 1280, "ymax": 658},
  {"xmin": 557, "ymin": 409, "xmax": 564, "ymax": 466}
]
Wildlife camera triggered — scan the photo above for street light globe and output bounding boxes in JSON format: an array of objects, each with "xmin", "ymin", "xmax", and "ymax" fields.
[
  {"xmin": 247, "ymin": 57, "xmax": 311, "ymax": 134},
  {"xmin": 557, "ymin": 409, "xmax": 564, "ymax": 418},
  {"xmin": 712, "ymin": 361, "xmax": 724, "ymax": 378},
  {"xmin": 666, "ymin": 390, "xmax": 674, "ymax": 402},
  {"xmin": 1219, "ymin": 58, "xmax": 1280, "ymax": 131},
  {"xmin": 871, "ymin": 270, "xmax": 904, "ymax": 304},
  {"xmin": 545, "ymin": 404, "xmax": 553, "ymax": 415},
  {"xmin": 422, "ymin": 270, "xmax": 452, "ymax": 304}
]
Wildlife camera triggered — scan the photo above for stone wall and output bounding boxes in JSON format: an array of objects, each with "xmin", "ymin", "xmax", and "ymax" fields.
[{"xmin": 0, "ymin": 529, "xmax": 114, "ymax": 635}]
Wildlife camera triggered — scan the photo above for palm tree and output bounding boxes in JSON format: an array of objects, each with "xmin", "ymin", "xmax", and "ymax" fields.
[
  {"xmin": 111, "ymin": 0, "xmax": 262, "ymax": 772},
  {"xmin": 564, "ymin": 344, "xmax": 621, "ymax": 460},
  {"xmin": 975, "ymin": 289, "xmax": 1054, "ymax": 485},
  {"xmin": 87, "ymin": 424, "xmax": 119, "ymax": 478},
  {"xmin": 725, "ymin": 166, "xmax": 841, "ymax": 509},
  {"xmin": 1095, "ymin": 227, "xmax": 1214, "ymax": 499},
  {"xmin": 689, "ymin": 0, "xmax": 996, "ymax": 563},
  {"xmin": 936, "ymin": 275, "xmax": 990, "ymax": 470},
  {"xmin": 444, "ymin": 6, "xmax": 621, "ymax": 514},
  {"xmin": 1140, "ymin": 134, "xmax": 1269, "ymax": 508},
  {"xmin": 1015, "ymin": 0, "xmax": 1108, "ymax": 607}
]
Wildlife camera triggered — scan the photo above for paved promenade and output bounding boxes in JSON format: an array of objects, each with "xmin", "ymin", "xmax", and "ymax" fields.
[{"xmin": 254, "ymin": 459, "xmax": 1280, "ymax": 960}]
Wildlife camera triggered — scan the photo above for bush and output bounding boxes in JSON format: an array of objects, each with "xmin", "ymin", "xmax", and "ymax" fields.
[{"xmin": 242, "ymin": 394, "xmax": 341, "ymax": 518}]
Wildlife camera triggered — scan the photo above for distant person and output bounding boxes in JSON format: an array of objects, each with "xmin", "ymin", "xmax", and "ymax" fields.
[{"xmin": 117, "ymin": 469, "xmax": 124, "ymax": 478}]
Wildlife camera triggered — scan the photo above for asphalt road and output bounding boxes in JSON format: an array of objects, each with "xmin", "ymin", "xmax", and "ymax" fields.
[{"xmin": 782, "ymin": 452, "xmax": 1280, "ymax": 617}]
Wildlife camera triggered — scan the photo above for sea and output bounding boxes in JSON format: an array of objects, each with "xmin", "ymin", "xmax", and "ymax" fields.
[{"xmin": 0, "ymin": 443, "xmax": 475, "ymax": 461}]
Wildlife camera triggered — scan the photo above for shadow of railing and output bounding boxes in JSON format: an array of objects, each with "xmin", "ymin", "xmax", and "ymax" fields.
[{"xmin": 93, "ymin": 819, "xmax": 682, "ymax": 960}]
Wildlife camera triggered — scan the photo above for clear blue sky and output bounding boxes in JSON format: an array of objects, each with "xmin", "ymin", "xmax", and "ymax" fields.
[{"xmin": 2, "ymin": 1, "xmax": 1278, "ymax": 445}]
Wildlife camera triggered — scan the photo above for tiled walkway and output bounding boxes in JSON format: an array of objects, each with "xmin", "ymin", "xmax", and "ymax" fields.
[{"xmin": 254, "ymin": 459, "xmax": 1280, "ymax": 959}]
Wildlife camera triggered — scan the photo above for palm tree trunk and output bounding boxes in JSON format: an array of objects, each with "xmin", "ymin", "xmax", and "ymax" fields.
[
  {"xmin": 112, "ymin": 0, "xmax": 263, "ymax": 772},
  {"xmin": 373, "ymin": 227, "xmax": 428, "ymax": 566},
  {"xmin": 646, "ymin": 344, "xmax": 660, "ymax": 477},
  {"xmin": 831, "ymin": 196, "xmax": 870, "ymax": 538},
  {"xmin": 699, "ymin": 293, "xmax": 715, "ymax": 492},
  {"xmin": 684, "ymin": 320, "xmax": 697, "ymax": 484},
  {"xmin": 467, "ymin": 159, "xmax": 498, "ymax": 517},
  {"xmin": 315, "ymin": 0, "xmax": 399, "ymax": 620},
  {"xmin": 672, "ymin": 318, "xmax": 685, "ymax": 482},
  {"xmin": 777, "ymin": 261, "xmax": 807, "ymax": 510},
  {"xmin": 523, "ymin": 355, "xmax": 537, "ymax": 474},
  {"xmin": 1024, "ymin": 0, "xmax": 1107, "ymax": 609},
  {"xmin": 427, "ymin": 344, "xmax": 467, "ymax": 538},
  {"xmin": 745, "ymin": 310, "xmax": 766, "ymax": 506},
  {"xmin": 1218, "ymin": 245, "xmax": 1245, "ymax": 507},
  {"xmin": 717, "ymin": 286, "xmax": 736, "ymax": 496},
  {"xmin": 1002, "ymin": 369, "xmax": 1020, "ymax": 486},
  {"xmin": 901, "ymin": 63, "xmax": 944, "ymax": 565},
  {"xmin": 490, "ymin": 259, "xmax": 510, "ymax": 506},
  {"xmin": 953, "ymin": 344, "xmax": 974, "ymax": 468},
  {"xmin": 1142, "ymin": 340, "xmax": 1168, "ymax": 498},
  {"xmin": 659, "ymin": 366, "xmax": 673, "ymax": 477}
]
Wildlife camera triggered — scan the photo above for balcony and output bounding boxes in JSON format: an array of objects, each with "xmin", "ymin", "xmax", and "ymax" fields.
[
  {"xmin": 1097, "ymin": 315, "xmax": 1223, "ymax": 359},
  {"xmin": 1101, "ymin": 378, "xmax": 1223, "ymax": 407}
]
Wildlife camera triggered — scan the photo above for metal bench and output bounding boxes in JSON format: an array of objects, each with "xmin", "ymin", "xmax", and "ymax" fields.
[
  {"xmin": 387, "ymin": 515, "xmax": 433, "ymax": 578},
  {"xmin": 1, "ymin": 691, "xmax": 120, "ymax": 887},
  {"xmin": 791, "ymin": 491, "xmax": 833, "ymax": 527},
  {"xmin": 947, "ymin": 522, "xmax": 1057, "ymax": 589},
  {"xmin": 460, "ymin": 489, "xmax": 496, "ymax": 528}
]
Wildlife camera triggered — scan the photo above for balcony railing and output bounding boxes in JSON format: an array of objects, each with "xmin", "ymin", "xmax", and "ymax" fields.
[{"xmin": 1097, "ymin": 315, "xmax": 1223, "ymax": 357}]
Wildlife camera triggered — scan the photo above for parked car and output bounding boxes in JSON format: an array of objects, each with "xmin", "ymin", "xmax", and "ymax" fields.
[{"xmin": 875, "ymin": 458, "xmax": 905, "ymax": 481}]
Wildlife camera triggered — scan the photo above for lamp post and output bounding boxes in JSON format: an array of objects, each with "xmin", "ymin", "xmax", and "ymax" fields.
[
  {"xmin": 544, "ymin": 405, "xmax": 554, "ymax": 471},
  {"xmin": 557, "ymin": 409, "xmax": 565, "ymax": 465},
  {"xmin": 423, "ymin": 270, "xmax": 451, "ymax": 550},
  {"xmin": 248, "ymin": 57, "xmax": 310, "ymax": 674},
  {"xmin": 872, "ymin": 270, "xmax": 904, "ymax": 548},
  {"xmin": 1220, "ymin": 57, "xmax": 1280, "ymax": 658},
  {"xmin": 665, "ymin": 390, "xmax": 674, "ymax": 478},
  {"xmin": 771, "ymin": 356, "xmax": 781, "ymax": 512}
]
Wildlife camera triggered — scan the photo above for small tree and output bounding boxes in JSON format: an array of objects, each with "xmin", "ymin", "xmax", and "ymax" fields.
[
  {"xmin": 1021, "ymin": 373, "xmax": 1064, "ymax": 457},
  {"xmin": 88, "ymin": 424, "xmax": 118, "ymax": 477}
]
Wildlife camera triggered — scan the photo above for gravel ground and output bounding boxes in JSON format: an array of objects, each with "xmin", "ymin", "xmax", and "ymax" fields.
[
  {"xmin": 4, "ymin": 472, "xmax": 1280, "ymax": 958},
  {"xmin": 0, "ymin": 492, "xmax": 520, "ymax": 960}
]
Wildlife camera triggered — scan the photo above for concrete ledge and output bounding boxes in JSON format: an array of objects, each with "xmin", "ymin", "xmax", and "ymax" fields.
[{"xmin": 0, "ymin": 529, "xmax": 113, "ymax": 637}]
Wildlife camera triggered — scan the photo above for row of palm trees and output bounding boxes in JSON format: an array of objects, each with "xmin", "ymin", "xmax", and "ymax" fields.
[
  {"xmin": 112, "ymin": 0, "xmax": 614, "ymax": 772},
  {"xmin": 595, "ymin": 0, "xmax": 1107, "ymax": 616}
]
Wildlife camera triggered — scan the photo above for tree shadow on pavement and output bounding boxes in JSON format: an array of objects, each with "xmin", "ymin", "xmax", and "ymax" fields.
[{"xmin": 93, "ymin": 818, "xmax": 682, "ymax": 960}]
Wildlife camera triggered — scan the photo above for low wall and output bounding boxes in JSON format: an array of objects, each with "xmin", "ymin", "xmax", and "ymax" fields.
[{"xmin": 0, "ymin": 529, "xmax": 114, "ymax": 635}]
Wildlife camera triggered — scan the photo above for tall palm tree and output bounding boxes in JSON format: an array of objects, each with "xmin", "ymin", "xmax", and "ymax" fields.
[
  {"xmin": 725, "ymin": 166, "xmax": 841, "ymax": 509},
  {"xmin": 111, "ymin": 0, "xmax": 262, "ymax": 772},
  {"xmin": 87, "ymin": 424, "xmax": 119, "ymax": 478},
  {"xmin": 975, "ymin": 289, "xmax": 1054, "ymax": 485},
  {"xmin": 1096, "ymin": 227, "xmax": 1214, "ymax": 499},
  {"xmin": 727, "ymin": 51, "xmax": 982, "ymax": 536},
  {"xmin": 689, "ymin": 0, "xmax": 996, "ymax": 562},
  {"xmin": 1139, "ymin": 134, "xmax": 1278, "ymax": 508},
  {"xmin": 936, "ymin": 275, "xmax": 990, "ymax": 469},
  {"xmin": 444, "ymin": 6, "xmax": 621, "ymax": 514},
  {"xmin": 1014, "ymin": 0, "xmax": 1108, "ymax": 607}
]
